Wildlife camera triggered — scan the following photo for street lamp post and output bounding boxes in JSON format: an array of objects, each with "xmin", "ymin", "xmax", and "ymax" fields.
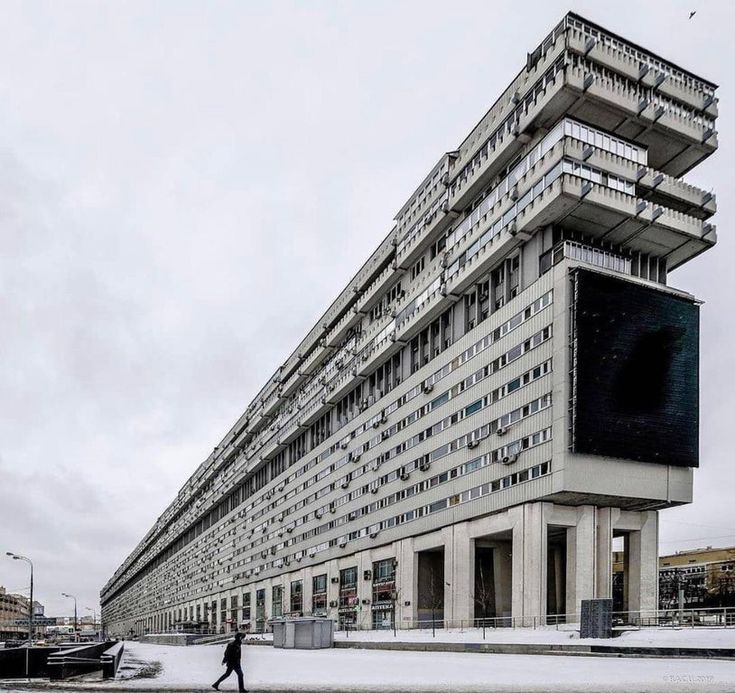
[
  {"xmin": 61, "ymin": 592, "xmax": 78, "ymax": 641},
  {"xmin": 6, "ymin": 552, "xmax": 34, "ymax": 646}
]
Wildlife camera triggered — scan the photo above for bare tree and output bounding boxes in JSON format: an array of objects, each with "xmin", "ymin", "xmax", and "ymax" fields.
[
  {"xmin": 473, "ymin": 562, "xmax": 494, "ymax": 640},
  {"xmin": 425, "ymin": 565, "xmax": 444, "ymax": 638},
  {"xmin": 389, "ymin": 587, "xmax": 400, "ymax": 638}
]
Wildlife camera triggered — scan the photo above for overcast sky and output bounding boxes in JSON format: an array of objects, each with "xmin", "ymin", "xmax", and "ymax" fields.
[{"xmin": 1, "ymin": 0, "xmax": 733, "ymax": 619}]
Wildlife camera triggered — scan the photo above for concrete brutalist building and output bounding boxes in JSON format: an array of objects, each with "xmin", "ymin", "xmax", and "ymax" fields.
[{"xmin": 101, "ymin": 12, "xmax": 718, "ymax": 636}]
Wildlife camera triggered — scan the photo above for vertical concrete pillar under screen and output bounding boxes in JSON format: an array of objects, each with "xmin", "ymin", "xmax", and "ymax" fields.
[
  {"xmin": 511, "ymin": 503, "xmax": 548, "ymax": 624},
  {"xmin": 566, "ymin": 505, "xmax": 596, "ymax": 615},
  {"xmin": 626, "ymin": 511, "xmax": 660, "ymax": 615}
]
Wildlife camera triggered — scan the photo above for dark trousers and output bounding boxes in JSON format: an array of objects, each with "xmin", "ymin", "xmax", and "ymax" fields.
[{"xmin": 214, "ymin": 662, "xmax": 245, "ymax": 691}]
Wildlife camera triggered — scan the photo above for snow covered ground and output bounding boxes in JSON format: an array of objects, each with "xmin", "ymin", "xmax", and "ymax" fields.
[
  {"xmin": 27, "ymin": 638, "xmax": 734, "ymax": 693},
  {"xmin": 2, "ymin": 630, "xmax": 734, "ymax": 692}
]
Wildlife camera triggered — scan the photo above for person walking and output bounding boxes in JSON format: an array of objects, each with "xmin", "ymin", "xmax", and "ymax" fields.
[{"xmin": 212, "ymin": 631, "xmax": 247, "ymax": 692}]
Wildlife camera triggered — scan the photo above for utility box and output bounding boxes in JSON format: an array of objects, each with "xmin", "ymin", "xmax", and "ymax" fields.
[
  {"xmin": 580, "ymin": 598, "xmax": 613, "ymax": 639},
  {"xmin": 271, "ymin": 617, "xmax": 334, "ymax": 649}
]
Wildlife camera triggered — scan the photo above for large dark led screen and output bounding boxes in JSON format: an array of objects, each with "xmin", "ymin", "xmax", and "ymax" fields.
[{"xmin": 572, "ymin": 269, "xmax": 699, "ymax": 467}]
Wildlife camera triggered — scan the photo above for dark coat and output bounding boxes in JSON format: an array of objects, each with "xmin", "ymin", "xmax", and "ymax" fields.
[{"xmin": 222, "ymin": 640, "xmax": 242, "ymax": 666}]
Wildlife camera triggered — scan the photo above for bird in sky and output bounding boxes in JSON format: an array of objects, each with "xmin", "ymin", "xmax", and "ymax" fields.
[{"xmin": 689, "ymin": 11, "xmax": 696, "ymax": 19}]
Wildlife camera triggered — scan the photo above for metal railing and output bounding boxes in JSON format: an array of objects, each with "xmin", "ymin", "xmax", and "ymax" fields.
[{"xmin": 330, "ymin": 607, "xmax": 735, "ymax": 635}]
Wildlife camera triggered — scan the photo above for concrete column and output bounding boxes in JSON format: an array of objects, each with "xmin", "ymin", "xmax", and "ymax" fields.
[
  {"xmin": 626, "ymin": 511, "xmax": 659, "ymax": 615},
  {"xmin": 565, "ymin": 505, "xmax": 596, "ymax": 617},
  {"xmin": 596, "ymin": 507, "xmax": 614, "ymax": 599},
  {"xmin": 492, "ymin": 542, "xmax": 513, "ymax": 618},
  {"xmin": 357, "ymin": 551, "xmax": 372, "ymax": 630},
  {"xmin": 302, "ymin": 566, "xmax": 314, "ymax": 615},
  {"xmin": 396, "ymin": 538, "xmax": 417, "ymax": 626},
  {"xmin": 511, "ymin": 503, "xmax": 548, "ymax": 625},
  {"xmin": 445, "ymin": 523, "xmax": 474, "ymax": 626},
  {"xmin": 327, "ymin": 559, "xmax": 340, "ymax": 619}
]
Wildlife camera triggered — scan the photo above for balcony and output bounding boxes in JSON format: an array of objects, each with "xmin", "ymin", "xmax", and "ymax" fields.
[
  {"xmin": 566, "ymin": 61, "xmax": 717, "ymax": 177},
  {"xmin": 541, "ymin": 240, "xmax": 631, "ymax": 277},
  {"xmin": 448, "ymin": 58, "xmax": 572, "ymax": 212},
  {"xmin": 637, "ymin": 169, "xmax": 716, "ymax": 219},
  {"xmin": 565, "ymin": 15, "xmax": 717, "ymax": 116}
]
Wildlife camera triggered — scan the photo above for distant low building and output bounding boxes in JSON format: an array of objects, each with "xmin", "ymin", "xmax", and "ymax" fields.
[
  {"xmin": 0, "ymin": 586, "xmax": 46, "ymax": 639},
  {"xmin": 659, "ymin": 546, "xmax": 735, "ymax": 609}
]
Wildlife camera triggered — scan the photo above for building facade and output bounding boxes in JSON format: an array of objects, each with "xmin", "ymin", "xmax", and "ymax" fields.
[
  {"xmin": 0, "ymin": 588, "xmax": 44, "ymax": 640},
  {"xmin": 101, "ymin": 12, "xmax": 718, "ymax": 636},
  {"xmin": 658, "ymin": 546, "xmax": 735, "ymax": 610}
]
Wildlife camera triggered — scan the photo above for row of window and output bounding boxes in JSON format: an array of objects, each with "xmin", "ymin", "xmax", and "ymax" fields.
[
  {"xmin": 449, "ymin": 56, "xmax": 567, "ymax": 197},
  {"xmin": 240, "ymin": 425, "xmax": 553, "ymax": 580},
  {"xmin": 267, "ymin": 457, "xmax": 553, "ymax": 574},
  {"xmin": 105, "ymin": 291, "xmax": 553, "ymax": 606},
  {"xmin": 245, "ymin": 326, "xmax": 553, "ymax": 545},
  {"xmin": 244, "ymin": 385, "xmax": 552, "ymax": 566},
  {"xmin": 243, "ymin": 293, "xmax": 553, "ymax": 526}
]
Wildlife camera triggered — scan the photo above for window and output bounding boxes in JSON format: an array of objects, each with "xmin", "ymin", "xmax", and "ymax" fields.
[
  {"xmin": 272, "ymin": 585, "xmax": 283, "ymax": 618},
  {"xmin": 290, "ymin": 580, "xmax": 303, "ymax": 614}
]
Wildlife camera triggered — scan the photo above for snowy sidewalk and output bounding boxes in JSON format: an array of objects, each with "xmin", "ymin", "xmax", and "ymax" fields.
[{"xmin": 3, "ymin": 638, "xmax": 734, "ymax": 693}]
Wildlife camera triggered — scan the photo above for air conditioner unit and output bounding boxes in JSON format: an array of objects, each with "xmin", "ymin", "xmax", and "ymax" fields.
[
  {"xmin": 496, "ymin": 426, "xmax": 509, "ymax": 436},
  {"xmin": 331, "ymin": 577, "xmax": 340, "ymax": 584},
  {"xmin": 370, "ymin": 486, "xmax": 379, "ymax": 494},
  {"xmin": 440, "ymin": 283, "xmax": 448, "ymax": 297},
  {"xmin": 339, "ymin": 542, "xmax": 347, "ymax": 549},
  {"xmin": 467, "ymin": 439, "xmax": 480, "ymax": 449},
  {"xmin": 278, "ymin": 531, "xmax": 283, "ymax": 538},
  {"xmin": 381, "ymin": 430, "xmax": 390, "ymax": 441},
  {"xmin": 419, "ymin": 462, "xmax": 431, "ymax": 472},
  {"xmin": 341, "ymin": 481, "xmax": 350, "ymax": 489},
  {"xmin": 340, "ymin": 440, "xmax": 349, "ymax": 449},
  {"xmin": 363, "ymin": 570, "xmax": 372, "ymax": 580},
  {"xmin": 351, "ymin": 452, "xmax": 361, "ymax": 463},
  {"xmin": 329, "ymin": 600, "xmax": 338, "ymax": 607},
  {"xmin": 369, "ymin": 531, "xmax": 380, "ymax": 540},
  {"xmin": 286, "ymin": 526, "xmax": 294, "ymax": 533},
  {"xmin": 399, "ymin": 471, "xmax": 410, "ymax": 481},
  {"xmin": 502, "ymin": 453, "xmax": 519, "ymax": 466},
  {"xmin": 295, "ymin": 556, "xmax": 302, "ymax": 562},
  {"xmin": 372, "ymin": 420, "xmax": 380, "ymax": 429},
  {"xmin": 270, "ymin": 546, "xmax": 277, "ymax": 555},
  {"xmin": 348, "ymin": 512, "xmax": 356, "ymax": 521},
  {"xmin": 422, "ymin": 381, "xmax": 434, "ymax": 394},
  {"xmin": 315, "ymin": 510, "xmax": 323, "ymax": 519}
]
